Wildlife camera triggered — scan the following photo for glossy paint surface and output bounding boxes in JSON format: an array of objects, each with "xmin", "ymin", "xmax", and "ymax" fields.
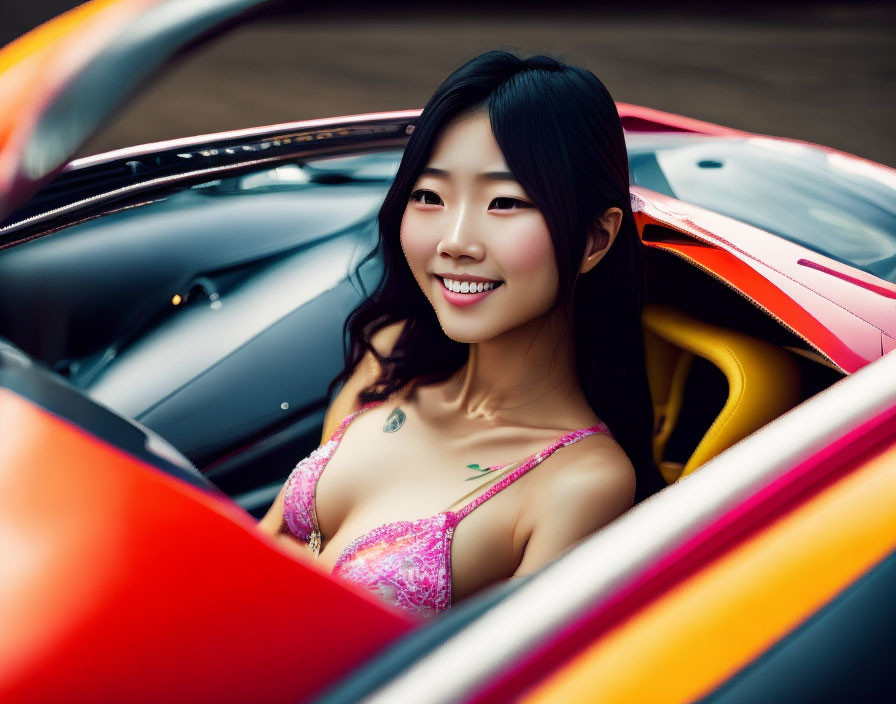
[
  {"xmin": 521, "ymin": 421, "xmax": 896, "ymax": 704},
  {"xmin": 0, "ymin": 388, "xmax": 413, "ymax": 703},
  {"xmin": 627, "ymin": 133, "xmax": 896, "ymax": 285},
  {"xmin": 632, "ymin": 187, "xmax": 896, "ymax": 372}
]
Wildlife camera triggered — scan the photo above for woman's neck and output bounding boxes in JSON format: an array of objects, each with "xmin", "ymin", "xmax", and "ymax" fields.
[{"xmin": 438, "ymin": 307, "xmax": 587, "ymax": 425}]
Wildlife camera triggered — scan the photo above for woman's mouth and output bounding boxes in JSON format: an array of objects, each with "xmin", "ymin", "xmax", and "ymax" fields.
[{"xmin": 437, "ymin": 276, "xmax": 503, "ymax": 308}]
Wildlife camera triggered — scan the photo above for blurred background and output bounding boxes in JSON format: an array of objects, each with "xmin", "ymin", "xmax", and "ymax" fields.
[{"xmin": 2, "ymin": 0, "xmax": 895, "ymax": 166}]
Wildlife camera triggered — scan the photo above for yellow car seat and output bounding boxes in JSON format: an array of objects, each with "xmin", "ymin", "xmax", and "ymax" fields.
[{"xmin": 643, "ymin": 303, "xmax": 802, "ymax": 483}]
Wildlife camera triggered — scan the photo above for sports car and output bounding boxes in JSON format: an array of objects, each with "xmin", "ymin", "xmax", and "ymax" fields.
[{"xmin": 1, "ymin": 1, "xmax": 895, "ymax": 703}]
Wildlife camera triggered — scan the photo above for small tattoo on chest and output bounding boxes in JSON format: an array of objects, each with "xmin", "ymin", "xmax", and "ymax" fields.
[{"xmin": 383, "ymin": 407, "xmax": 406, "ymax": 433}]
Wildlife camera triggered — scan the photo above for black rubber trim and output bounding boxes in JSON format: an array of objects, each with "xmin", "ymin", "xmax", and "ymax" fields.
[{"xmin": 0, "ymin": 340, "xmax": 222, "ymax": 495}]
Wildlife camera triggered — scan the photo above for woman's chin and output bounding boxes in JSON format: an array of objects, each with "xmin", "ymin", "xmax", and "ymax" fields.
[{"xmin": 435, "ymin": 319, "xmax": 497, "ymax": 345}]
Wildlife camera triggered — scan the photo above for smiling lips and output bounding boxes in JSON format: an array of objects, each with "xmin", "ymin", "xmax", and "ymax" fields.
[{"xmin": 435, "ymin": 274, "xmax": 503, "ymax": 308}]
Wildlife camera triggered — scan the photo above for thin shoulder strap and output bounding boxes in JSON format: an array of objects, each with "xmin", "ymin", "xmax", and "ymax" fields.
[
  {"xmin": 327, "ymin": 383, "xmax": 413, "ymax": 444},
  {"xmin": 328, "ymin": 400, "xmax": 385, "ymax": 444},
  {"xmin": 454, "ymin": 422, "xmax": 613, "ymax": 522}
]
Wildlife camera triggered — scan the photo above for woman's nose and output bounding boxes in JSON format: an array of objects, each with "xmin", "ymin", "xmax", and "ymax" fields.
[{"xmin": 436, "ymin": 206, "xmax": 485, "ymax": 260}]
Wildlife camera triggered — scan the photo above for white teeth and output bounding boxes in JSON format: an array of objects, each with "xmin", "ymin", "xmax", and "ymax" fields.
[{"xmin": 441, "ymin": 277, "xmax": 499, "ymax": 294}]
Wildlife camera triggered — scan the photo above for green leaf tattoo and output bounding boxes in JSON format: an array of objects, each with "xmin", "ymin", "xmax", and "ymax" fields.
[{"xmin": 465, "ymin": 462, "xmax": 493, "ymax": 481}]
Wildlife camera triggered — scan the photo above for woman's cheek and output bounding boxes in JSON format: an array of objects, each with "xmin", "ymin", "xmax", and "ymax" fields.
[
  {"xmin": 400, "ymin": 211, "xmax": 434, "ymax": 283},
  {"xmin": 499, "ymin": 216, "xmax": 555, "ymax": 276}
]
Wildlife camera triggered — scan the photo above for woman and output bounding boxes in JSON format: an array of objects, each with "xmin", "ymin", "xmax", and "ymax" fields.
[{"xmin": 258, "ymin": 49, "xmax": 664, "ymax": 617}]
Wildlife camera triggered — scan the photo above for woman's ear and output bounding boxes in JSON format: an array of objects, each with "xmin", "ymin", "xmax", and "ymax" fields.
[{"xmin": 580, "ymin": 207, "xmax": 623, "ymax": 274}]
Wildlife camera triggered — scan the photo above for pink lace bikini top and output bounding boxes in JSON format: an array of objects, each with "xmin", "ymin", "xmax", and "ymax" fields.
[{"xmin": 282, "ymin": 400, "xmax": 612, "ymax": 618}]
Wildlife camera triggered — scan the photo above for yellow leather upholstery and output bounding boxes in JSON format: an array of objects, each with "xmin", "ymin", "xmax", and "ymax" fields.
[{"xmin": 643, "ymin": 304, "xmax": 802, "ymax": 482}]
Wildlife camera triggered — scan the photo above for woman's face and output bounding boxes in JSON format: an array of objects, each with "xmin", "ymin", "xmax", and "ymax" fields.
[{"xmin": 400, "ymin": 111, "xmax": 559, "ymax": 344}]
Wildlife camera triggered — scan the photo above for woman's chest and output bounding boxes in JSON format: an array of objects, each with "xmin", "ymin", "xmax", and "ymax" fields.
[{"xmin": 310, "ymin": 414, "xmax": 536, "ymax": 598}]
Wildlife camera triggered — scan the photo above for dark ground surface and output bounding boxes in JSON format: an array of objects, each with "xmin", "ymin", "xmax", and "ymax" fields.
[{"xmin": 3, "ymin": 2, "xmax": 895, "ymax": 166}]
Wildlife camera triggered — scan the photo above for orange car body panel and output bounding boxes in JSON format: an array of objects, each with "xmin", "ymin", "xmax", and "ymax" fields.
[{"xmin": 0, "ymin": 0, "xmax": 158, "ymax": 199}]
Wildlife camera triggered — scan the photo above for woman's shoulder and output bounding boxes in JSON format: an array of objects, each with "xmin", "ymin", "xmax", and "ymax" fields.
[
  {"xmin": 521, "ymin": 423, "xmax": 634, "ymax": 525},
  {"xmin": 370, "ymin": 319, "xmax": 407, "ymax": 356},
  {"xmin": 319, "ymin": 320, "xmax": 408, "ymax": 441},
  {"xmin": 508, "ymin": 422, "xmax": 635, "ymax": 578}
]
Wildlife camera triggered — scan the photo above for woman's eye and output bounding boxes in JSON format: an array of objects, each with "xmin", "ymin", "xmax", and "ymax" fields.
[
  {"xmin": 410, "ymin": 190, "xmax": 531, "ymax": 210},
  {"xmin": 490, "ymin": 197, "xmax": 530, "ymax": 210},
  {"xmin": 410, "ymin": 189, "xmax": 442, "ymax": 206}
]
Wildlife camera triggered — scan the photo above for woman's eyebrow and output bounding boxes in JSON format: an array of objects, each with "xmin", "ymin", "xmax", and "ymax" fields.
[{"xmin": 421, "ymin": 166, "xmax": 518, "ymax": 182}]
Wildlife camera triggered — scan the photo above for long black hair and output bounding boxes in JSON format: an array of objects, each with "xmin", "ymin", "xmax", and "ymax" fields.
[{"xmin": 328, "ymin": 49, "xmax": 664, "ymax": 502}]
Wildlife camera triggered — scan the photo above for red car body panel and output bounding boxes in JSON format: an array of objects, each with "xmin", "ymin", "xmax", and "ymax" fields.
[
  {"xmin": 615, "ymin": 101, "xmax": 751, "ymax": 137},
  {"xmin": 632, "ymin": 187, "xmax": 896, "ymax": 373},
  {"xmin": 0, "ymin": 388, "xmax": 414, "ymax": 704}
]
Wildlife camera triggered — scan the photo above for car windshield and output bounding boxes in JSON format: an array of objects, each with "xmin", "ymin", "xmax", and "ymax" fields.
[{"xmin": 626, "ymin": 133, "xmax": 896, "ymax": 284}]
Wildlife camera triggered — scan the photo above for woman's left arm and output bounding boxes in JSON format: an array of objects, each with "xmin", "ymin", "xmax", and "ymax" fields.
[{"xmin": 511, "ymin": 451, "xmax": 636, "ymax": 579}]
